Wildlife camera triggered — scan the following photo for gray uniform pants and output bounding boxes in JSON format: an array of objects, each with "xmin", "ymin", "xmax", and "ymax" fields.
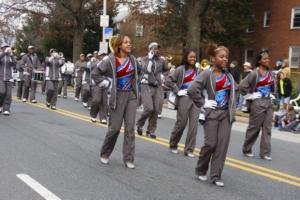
[
  {"xmin": 58, "ymin": 79, "xmax": 68, "ymax": 97},
  {"xmin": 90, "ymin": 86, "xmax": 108, "ymax": 120},
  {"xmin": 81, "ymin": 83, "xmax": 91, "ymax": 104},
  {"xmin": 136, "ymin": 84, "xmax": 163, "ymax": 133},
  {"xmin": 243, "ymin": 98, "xmax": 273, "ymax": 157},
  {"xmin": 23, "ymin": 75, "xmax": 37, "ymax": 101},
  {"xmin": 46, "ymin": 80, "xmax": 59, "ymax": 106},
  {"xmin": 195, "ymin": 109, "xmax": 231, "ymax": 181},
  {"xmin": 17, "ymin": 81, "xmax": 24, "ymax": 99},
  {"xmin": 75, "ymin": 77, "xmax": 82, "ymax": 99},
  {"xmin": 0, "ymin": 81, "xmax": 12, "ymax": 112},
  {"xmin": 169, "ymin": 96, "xmax": 200, "ymax": 153},
  {"xmin": 100, "ymin": 91, "xmax": 137, "ymax": 163}
]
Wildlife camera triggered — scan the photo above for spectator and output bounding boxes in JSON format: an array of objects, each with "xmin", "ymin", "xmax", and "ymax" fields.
[
  {"xmin": 274, "ymin": 104, "xmax": 288, "ymax": 128},
  {"xmin": 274, "ymin": 60, "xmax": 283, "ymax": 71},
  {"xmin": 277, "ymin": 72, "xmax": 293, "ymax": 106},
  {"xmin": 228, "ymin": 60, "xmax": 240, "ymax": 84},
  {"xmin": 281, "ymin": 59, "xmax": 291, "ymax": 78},
  {"xmin": 279, "ymin": 105, "xmax": 297, "ymax": 131}
]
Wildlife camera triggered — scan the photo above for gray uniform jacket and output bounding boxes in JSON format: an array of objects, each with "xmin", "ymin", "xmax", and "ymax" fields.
[
  {"xmin": 91, "ymin": 53, "xmax": 140, "ymax": 110},
  {"xmin": 140, "ymin": 56, "xmax": 169, "ymax": 87},
  {"xmin": 165, "ymin": 65, "xmax": 198, "ymax": 107},
  {"xmin": 74, "ymin": 61, "xmax": 87, "ymax": 78},
  {"xmin": 187, "ymin": 69, "xmax": 238, "ymax": 123},
  {"xmin": 0, "ymin": 52, "xmax": 17, "ymax": 81},
  {"xmin": 21, "ymin": 53, "xmax": 41, "ymax": 74},
  {"xmin": 45, "ymin": 57, "xmax": 65, "ymax": 81},
  {"xmin": 239, "ymin": 68, "xmax": 277, "ymax": 96},
  {"xmin": 16, "ymin": 60, "xmax": 24, "ymax": 81}
]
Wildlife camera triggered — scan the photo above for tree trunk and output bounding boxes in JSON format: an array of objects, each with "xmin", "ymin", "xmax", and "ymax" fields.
[
  {"xmin": 186, "ymin": 0, "xmax": 210, "ymax": 59},
  {"xmin": 72, "ymin": 28, "xmax": 84, "ymax": 63}
]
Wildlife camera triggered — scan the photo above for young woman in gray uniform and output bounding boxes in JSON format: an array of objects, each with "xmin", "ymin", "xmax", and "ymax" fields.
[
  {"xmin": 239, "ymin": 49, "xmax": 276, "ymax": 161},
  {"xmin": 91, "ymin": 35, "xmax": 140, "ymax": 169},
  {"xmin": 188, "ymin": 44, "xmax": 237, "ymax": 187},
  {"xmin": 165, "ymin": 50, "xmax": 200, "ymax": 158}
]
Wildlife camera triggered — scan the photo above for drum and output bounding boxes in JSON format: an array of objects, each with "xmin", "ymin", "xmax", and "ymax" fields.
[
  {"xmin": 63, "ymin": 62, "xmax": 74, "ymax": 75},
  {"xmin": 33, "ymin": 70, "xmax": 45, "ymax": 82}
]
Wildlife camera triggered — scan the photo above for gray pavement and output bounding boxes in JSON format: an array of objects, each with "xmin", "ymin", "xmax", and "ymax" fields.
[{"xmin": 0, "ymin": 88, "xmax": 299, "ymax": 200}]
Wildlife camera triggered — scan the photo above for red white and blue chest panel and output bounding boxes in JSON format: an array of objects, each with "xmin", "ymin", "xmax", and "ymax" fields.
[
  {"xmin": 116, "ymin": 57, "xmax": 135, "ymax": 90},
  {"xmin": 215, "ymin": 73, "xmax": 231, "ymax": 108},
  {"xmin": 181, "ymin": 68, "xmax": 197, "ymax": 90},
  {"xmin": 255, "ymin": 71, "xmax": 274, "ymax": 97}
]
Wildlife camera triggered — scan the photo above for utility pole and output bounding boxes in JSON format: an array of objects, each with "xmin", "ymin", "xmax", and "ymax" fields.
[{"xmin": 102, "ymin": 0, "xmax": 107, "ymax": 43}]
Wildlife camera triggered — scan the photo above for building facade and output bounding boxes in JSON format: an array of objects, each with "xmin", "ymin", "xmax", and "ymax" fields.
[{"xmin": 244, "ymin": 0, "xmax": 300, "ymax": 70}]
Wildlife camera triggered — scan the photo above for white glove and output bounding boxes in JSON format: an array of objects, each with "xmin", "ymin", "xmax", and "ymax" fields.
[
  {"xmin": 270, "ymin": 94, "xmax": 276, "ymax": 100},
  {"xmin": 98, "ymin": 80, "xmax": 110, "ymax": 88},
  {"xmin": 203, "ymin": 100, "xmax": 218, "ymax": 109},
  {"xmin": 5, "ymin": 47, "xmax": 12, "ymax": 53},
  {"xmin": 245, "ymin": 92, "xmax": 262, "ymax": 100},
  {"xmin": 53, "ymin": 52, "xmax": 59, "ymax": 58},
  {"xmin": 177, "ymin": 89, "xmax": 187, "ymax": 96},
  {"xmin": 146, "ymin": 61, "xmax": 153, "ymax": 73},
  {"xmin": 49, "ymin": 56, "xmax": 54, "ymax": 62},
  {"xmin": 148, "ymin": 50, "xmax": 154, "ymax": 59},
  {"xmin": 82, "ymin": 80, "xmax": 87, "ymax": 85},
  {"xmin": 24, "ymin": 72, "xmax": 30, "ymax": 76},
  {"xmin": 91, "ymin": 57, "xmax": 96, "ymax": 62}
]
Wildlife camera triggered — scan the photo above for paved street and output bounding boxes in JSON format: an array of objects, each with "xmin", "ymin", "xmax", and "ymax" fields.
[{"xmin": 1, "ymin": 88, "xmax": 300, "ymax": 200}]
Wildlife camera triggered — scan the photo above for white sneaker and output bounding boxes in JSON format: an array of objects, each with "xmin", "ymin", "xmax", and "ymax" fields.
[
  {"xmin": 31, "ymin": 99, "xmax": 37, "ymax": 103},
  {"xmin": 82, "ymin": 102, "xmax": 88, "ymax": 108},
  {"xmin": 170, "ymin": 149, "xmax": 178, "ymax": 154},
  {"xmin": 213, "ymin": 180, "xmax": 225, "ymax": 187},
  {"xmin": 198, "ymin": 175, "xmax": 208, "ymax": 182},
  {"xmin": 186, "ymin": 152, "xmax": 195, "ymax": 158},
  {"xmin": 3, "ymin": 111, "xmax": 10, "ymax": 116},
  {"xmin": 125, "ymin": 162, "xmax": 135, "ymax": 169},
  {"xmin": 57, "ymin": 94, "xmax": 61, "ymax": 98},
  {"xmin": 88, "ymin": 107, "xmax": 91, "ymax": 110},
  {"xmin": 74, "ymin": 98, "xmax": 79, "ymax": 101},
  {"xmin": 100, "ymin": 119, "xmax": 107, "ymax": 124},
  {"xmin": 158, "ymin": 114, "xmax": 162, "ymax": 119},
  {"xmin": 262, "ymin": 155, "xmax": 272, "ymax": 161},
  {"xmin": 244, "ymin": 152, "xmax": 254, "ymax": 158},
  {"xmin": 22, "ymin": 98, "xmax": 27, "ymax": 102},
  {"xmin": 0, "ymin": 107, "xmax": 2, "ymax": 113},
  {"xmin": 51, "ymin": 106, "xmax": 56, "ymax": 110},
  {"xmin": 100, "ymin": 157, "xmax": 109, "ymax": 165},
  {"xmin": 91, "ymin": 118, "xmax": 97, "ymax": 123}
]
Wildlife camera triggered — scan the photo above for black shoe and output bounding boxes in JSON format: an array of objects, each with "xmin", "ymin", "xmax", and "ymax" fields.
[
  {"xmin": 137, "ymin": 127, "xmax": 143, "ymax": 136},
  {"xmin": 46, "ymin": 102, "xmax": 51, "ymax": 108},
  {"xmin": 51, "ymin": 106, "xmax": 56, "ymax": 110},
  {"xmin": 146, "ymin": 130, "xmax": 150, "ymax": 137},
  {"xmin": 149, "ymin": 133, "xmax": 156, "ymax": 139}
]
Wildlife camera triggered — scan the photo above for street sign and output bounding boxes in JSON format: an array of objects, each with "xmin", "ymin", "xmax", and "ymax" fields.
[
  {"xmin": 100, "ymin": 15, "xmax": 109, "ymax": 27},
  {"xmin": 104, "ymin": 27, "xmax": 113, "ymax": 39},
  {"xmin": 99, "ymin": 41, "xmax": 108, "ymax": 54}
]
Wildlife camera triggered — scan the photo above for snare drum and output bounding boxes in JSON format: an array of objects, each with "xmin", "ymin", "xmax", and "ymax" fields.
[
  {"xmin": 62, "ymin": 62, "xmax": 74, "ymax": 75},
  {"xmin": 33, "ymin": 70, "xmax": 45, "ymax": 82}
]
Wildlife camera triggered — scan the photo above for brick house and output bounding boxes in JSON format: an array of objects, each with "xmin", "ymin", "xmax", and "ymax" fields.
[{"xmin": 243, "ymin": 0, "xmax": 300, "ymax": 70}]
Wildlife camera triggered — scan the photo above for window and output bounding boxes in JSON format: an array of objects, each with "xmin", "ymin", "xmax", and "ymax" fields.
[
  {"xmin": 291, "ymin": 7, "xmax": 300, "ymax": 29},
  {"xmin": 264, "ymin": 11, "xmax": 271, "ymax": 27},
  {"xmin": 246, "ymin": 14, "xmax": 256, "ymax": 32},
  {"xmin": 135, "ymin": 24, "xmax": 144, "ymax": 37},
  {"xmin": 244, "ymin": 48, "xmax": 254, "ymax": 64},
  {"xmin": 289, "ymin": 46, "xmax": 300, "ymax": 68}
]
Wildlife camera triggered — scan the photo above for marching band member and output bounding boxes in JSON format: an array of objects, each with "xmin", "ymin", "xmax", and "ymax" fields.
[
  {"xmin": 16, "ymin": 52, "xmax": 26, "ymax": 99},
  {"xmin": 74, "ymin": 54, "xmax": 87, "ymax": 101},
  {"xmin": 92, "ymin": 35, "xmax": 140, "ymax": 169},
  {"xmin": 90, "ymin": 52, "xmax": 109, "ymax": 124},
  {"xmin": 165, "ymin": 50, "xmax": 201, "ymax": 158},
  {"xmin": 136, "ymin": 42, "xmax": 169, "ymax": 139},
  {"xmin": 81, "ymin": 53, "xmax": 93, "ymax": 108},
  {"xmin": 21, "ymin": 45, "xmax": 41, "ymax": 103},
  {"xmin": 240, "ymin": 49, "xmax": 276, "ymax": 161},
  {"xmin": 45, "ymin": 49, "xmax": 65, "ymax": 110},
  {"xmin": 188, "ymin": 43, "xmax": 237, "ymax": 187},
  {"xmin": 58, "ymin": 60, "xmax": 74, "ymax": 99},
  {"xmin": 0, "ymin": 44, "xmax": 17, "ymax": 115}
]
